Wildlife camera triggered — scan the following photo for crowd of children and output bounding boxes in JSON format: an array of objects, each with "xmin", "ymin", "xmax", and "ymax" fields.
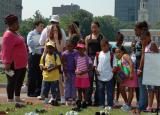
[{"xmin": 2, "ymin": 14, "xmax": 159, "ymax": 114}]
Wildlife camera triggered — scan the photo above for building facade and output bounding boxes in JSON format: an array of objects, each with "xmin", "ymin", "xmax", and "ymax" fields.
[
  {"xmin": 0, "ymin": 0, "xmax": 22, "ymax": 34},
  {"xmin": 115, "ymin": 0, "xmax": 140, "ymax": 22},
  {"xmin": 115, "ymin": 0, "xmax": 160, "ymax": 25},
  {"xmin": 120, "ymin": 29, "xmax": 160, "ymax": 46},
  {"xmin": 148, "ymin": 0, "xmax": 160, "ymax": 24},
  {"xmin": 52, "ymin": 4, "xmax": 80, "ymax": 17},
  {"xmin": 138, "ymin": 0, "xmax": 149, "ymax": 22}
]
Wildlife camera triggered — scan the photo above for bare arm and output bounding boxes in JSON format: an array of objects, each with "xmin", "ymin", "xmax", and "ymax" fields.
[{"xmin": 123, "ymin": 54, "xmax": 134, "ymax": 78}]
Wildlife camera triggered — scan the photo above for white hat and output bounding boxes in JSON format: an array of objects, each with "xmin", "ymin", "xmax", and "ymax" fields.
[{"xmin": 50, "ymin": 15, "xmax": 60, "ymax": 22}]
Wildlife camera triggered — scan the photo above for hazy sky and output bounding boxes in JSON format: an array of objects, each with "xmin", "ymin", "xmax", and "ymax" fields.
[{"xmin": 22, "ymin": 0, "xmax": 115, "ymax": 19}]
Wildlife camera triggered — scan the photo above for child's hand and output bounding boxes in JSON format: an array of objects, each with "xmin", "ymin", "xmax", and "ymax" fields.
[
  {"xmin": 64, "ymin": 73, "xmax": 68, "ymax": 82},
  {"xmin": 112, "ymin": 67, "xmax": 117, "ymax": 73},
  {"xmin": 40, "ymin": 65, "xmax": 47, "ymax": 71},
  {"xmin": 95, "ymin": 69, "xmax": 100, "ymax": 76}
]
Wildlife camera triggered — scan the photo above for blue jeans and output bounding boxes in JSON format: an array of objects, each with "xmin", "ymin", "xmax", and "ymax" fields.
[
  {"xmin": 41, "ymin": 80, "xmax": 59, "ymax": 99},
  {"xmin": 98, "ymin": 79, "xmax": 113, "ymax": 107},
  {"xmin": 138, "ymin": 75, "xmax": 148, "ymax": 110}
]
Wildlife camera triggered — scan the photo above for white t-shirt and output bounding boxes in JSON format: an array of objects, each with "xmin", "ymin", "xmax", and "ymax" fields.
[{"xmin": 94, "ymin": 51, "xmax": 116, "ymax": 81}]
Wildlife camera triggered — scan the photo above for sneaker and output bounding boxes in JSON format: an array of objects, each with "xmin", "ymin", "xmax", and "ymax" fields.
[
  {"xmin": 50, "ymin": 100, "xmax": 59, "ymax": 106},
  {"xmin": 104, "ymin": 106, "xmax": 112, "ymax": 111},
  {"xmin": 146, "ymin": 106, "xmax": 152, "ymax": 112},
  {"xmin": 7, "ymin": 99, "xmax": 14, "ymax": 103},
  {"xmin": 113, "ymin": 100, "xmax": 119, "ymax": 106},
  {"xmin": 15, "ymin": 96, "xmax": 25, "ymax": 103},
  {"xmin": 37, "ymin": 96, "xmax": 45, "ymax": 100},
  {"xmin": 60, "ymin": 96, "xmax": 65, "ymax": 104},
  {"xmin": 121, "ymin": 104, "xmax": 131, "ymax": 112},
  {"xmin": 48, "ymin": 98, "xmax": 54, "ymax": 104}
]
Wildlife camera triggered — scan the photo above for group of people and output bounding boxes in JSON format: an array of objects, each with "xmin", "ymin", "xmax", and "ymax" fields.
[{"xmin": 1, "ymin": 14, "xmax": 159, "ymax": 114}]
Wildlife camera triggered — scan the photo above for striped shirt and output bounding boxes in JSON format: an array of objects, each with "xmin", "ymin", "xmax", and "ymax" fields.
[{"xmin": 76, "ymin": 55, "xmax": 92, "ymax": 77}]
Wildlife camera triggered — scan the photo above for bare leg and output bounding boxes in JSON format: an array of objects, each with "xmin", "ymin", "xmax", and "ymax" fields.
[
  {"xmin": 128, "ymin": 88, "xmax": 134, "ymax": 106},
  {"xmin": 116, "ymin": 82, "xmax": 120, "ymax": 101},
  {"xmin": 148, "ymin": 90, "xmax": 154, "ymax": 109},
  {"xmin": 120, "ymin": 86, "xmax": 128, "ymax": 104}
]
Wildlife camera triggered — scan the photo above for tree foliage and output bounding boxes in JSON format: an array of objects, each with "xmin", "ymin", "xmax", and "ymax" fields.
[
  {"xmin": 19, "ymin": 10, "xmax": 49, "ymax": 38},
  {"xmin": 94, "ymin": 15, "xmax": 119, "ymax": 41},
  {"xmin": 60, "ymin": 9, "xmax": 93, "ymax": 37},
  {"xmin": 19, "ymin": 10, "xmax": 137, "ymax": 41}
]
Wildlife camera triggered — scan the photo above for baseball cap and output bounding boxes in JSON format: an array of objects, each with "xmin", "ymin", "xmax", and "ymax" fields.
[{"xmin": 46, "ymin": 41, "xmax": 55, "ymax": 48}]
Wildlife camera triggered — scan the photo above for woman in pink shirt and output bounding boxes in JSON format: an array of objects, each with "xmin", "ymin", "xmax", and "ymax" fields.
[{"xmin": 1, "ymin": 14, "xmax": 28, "ymax": 102}]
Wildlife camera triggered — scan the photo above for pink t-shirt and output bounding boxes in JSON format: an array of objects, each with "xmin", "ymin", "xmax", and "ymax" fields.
[
  {"xmin": 1, "ymin": 31, "xmax": 28, "ymax": 69},
  {"xmin": 76, "ymin": 55, "xmax": 92, "ymax": 77}
]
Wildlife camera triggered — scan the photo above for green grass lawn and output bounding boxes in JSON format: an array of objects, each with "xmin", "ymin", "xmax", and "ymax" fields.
[
  {"xmin": 0, "ymin": 73, "xmax": 6, "ymax": 83},
  {"xmin": 0, "ymin": 103, "xmax": 156, "ymax": 115}
]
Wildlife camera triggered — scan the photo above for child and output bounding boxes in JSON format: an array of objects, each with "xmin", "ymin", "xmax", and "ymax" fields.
[
  {"xmin": 39, "ymin": 41, "xmax": 61, "ymax": 106},
  {"xmin": 94, "ymin": 39, "xmax": 116, "ymax": 108},
  {"xmin": 62, "ymin": 40, "xmax": 78, "ymax": 105},
  {"xmin": 114, "ymin": 46, "xmax": 138, "ymax": 112},
  {"xmin": 74, "ymin": 41, "xmax": 92, "ymax": 109},
  {"xmin": 141, "ymin": 31, "xmax": 159, "ymax": 112}
]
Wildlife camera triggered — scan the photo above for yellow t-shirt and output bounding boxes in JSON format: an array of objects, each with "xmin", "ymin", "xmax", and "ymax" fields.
[{"xmin": 40, "ymin": 53, "xmax": 61, "ymax": 81}]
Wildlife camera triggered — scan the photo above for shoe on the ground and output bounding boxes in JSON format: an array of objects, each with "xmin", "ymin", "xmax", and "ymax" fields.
[
  {"xmin": 50, "ymin": 100, "xmax": 59, "ymax": 106},
  {"xmin": 60, "ymin": 96, "xmax": 65, "ymax": 104},
  {"xmin": 95, "ymin": 112, "xmax": 101, "ymax": 115},
  {"xmin": 37, "ymin": 96, "xmax": 45, "ymax": 100},
  {"xmin": 76, "ymin": 100, "xmax": 81, "ymax": 108},
  {"xmin": 15, "ymin": 96, "xmax": 25, "ymax": 103},
  {"xmin": 113, "ymin": 100, "xmax": 119, "ymax": 106},
  {"xmin": 35, "ymin": 108, "xmax": 47, "ymax": 113},
  {"xmin": 71, "ymin": 106, "xmax": 81, "ymax": 112},
  {"xmin": 81, "ymin": 101, "xmax": 87, "ymax": 108},
  {"xmin": 104, "ymin": 106, "xmax": 112, "ymax": 111},
  {"xmin": 121, "ymin": 104, "xmax": 131, "ymax": 112},
  {"xmin": 144, "ymin": 106, "xmax": 153, "ymax": 112},
  {"xmin": 15, "ymin": 103, "xmax": 26, "ymax": 108}
]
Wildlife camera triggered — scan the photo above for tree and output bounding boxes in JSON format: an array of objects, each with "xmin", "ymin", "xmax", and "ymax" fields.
[
  {"xmin": 119, "ymin": 21, "xmax": 135, "ymax": 29},
  {"xmin": 19, "ymin": 10, "xmax": 49, "ymax": 38},
  {"xmin": 60, "ymin": 9, "xmax": 93, "ymax": 37},
  {"xmin": 94, "ymin": 15, "xmax": 119, "ymax": 41}
]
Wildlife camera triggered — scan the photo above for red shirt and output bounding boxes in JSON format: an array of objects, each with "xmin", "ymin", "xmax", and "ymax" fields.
[{"xmin": 1, "ymin": 31, "xmax": 28, "ymax": 70}]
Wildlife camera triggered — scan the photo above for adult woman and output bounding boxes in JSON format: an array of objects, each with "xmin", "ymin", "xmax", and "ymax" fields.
[
  {"xmin": 27, "ymin": 20, "xmax": 44, "ymax": 97},
  {"xmin": 140, "ymin": 31, "xmax": 159, "ymax": 112},
  {"xmin": 85, "ymin": 21, "xmax": 104, "ymax": 106},
  {"xmin": 48, "ymin": 25, "xmax": 66, "ymax": 52},
  {"xmin": 134, "ymin": 21, "xmax": 149, "ymax": 113},
  {"xmin": 68, "ymin": 23, "xmax": 80, "ymax": 47},
  {"xmin": 46, "ymin": 24, "xmax": 66, "ymax": 103},
  {"xmin": 1, "ymin": 14, "xmax": 28, "ymax": 102}
]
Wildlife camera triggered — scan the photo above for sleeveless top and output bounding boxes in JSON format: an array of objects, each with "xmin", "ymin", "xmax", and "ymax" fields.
[
  {"xmin": 87, "ymin": 34, "xmax": 103, "ymax": 56},
  {"xmin": 117, "ymin": 57, "xmax": 130, "ymax": 76}
]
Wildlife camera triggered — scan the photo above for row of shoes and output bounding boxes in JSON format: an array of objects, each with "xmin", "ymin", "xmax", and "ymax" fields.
[
  {"xmin": 65, "ymin": 111, "xmax": 78, "ymax": 115},
  {"xmin": 71, "ymin": 100, "xmax": 88, "ymax": 112}
]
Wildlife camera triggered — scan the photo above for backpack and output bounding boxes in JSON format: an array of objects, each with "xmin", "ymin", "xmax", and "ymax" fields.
[
  {"xmin": 42, "ymin": 52, "xmax": 57, "ymax": 66},
  {"xmin": 96, "ymin": 51, "xmax": 114, "ymax": 68}
]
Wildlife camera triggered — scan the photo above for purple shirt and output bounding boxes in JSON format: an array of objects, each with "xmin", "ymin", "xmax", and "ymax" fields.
[{"xmin": 62, "ymin": 49, "xmax": 78, "ymax": 73}]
